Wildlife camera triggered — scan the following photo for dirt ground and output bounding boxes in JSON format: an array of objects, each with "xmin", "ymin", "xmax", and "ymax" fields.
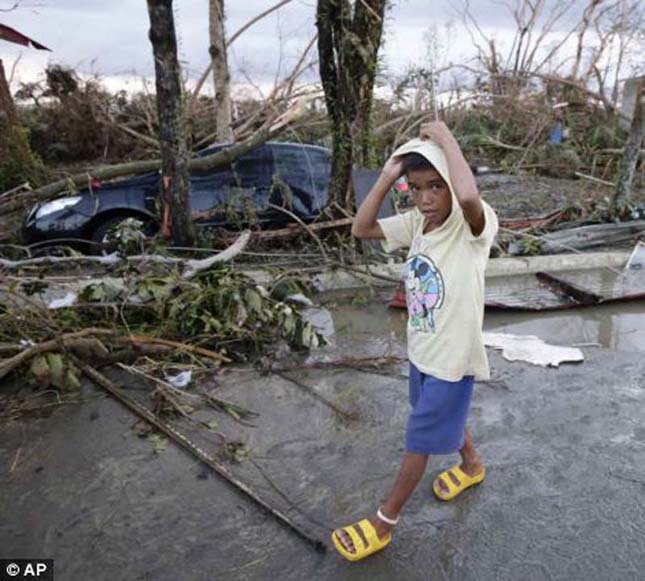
[{"xmin": 477, "ymin": 173, "xmax": 644, "ymax": 220}]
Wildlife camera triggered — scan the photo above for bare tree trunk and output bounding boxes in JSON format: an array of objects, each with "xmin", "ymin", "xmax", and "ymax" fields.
[
  {"xmin": 190, "ymin": 0, "xmax": 293, "ymax": 109},
  {"xmin": 209, "ymin": 0, "xmax": 233, "ymax": 142},
  {"xmin": 571, "ymin": 0, "xmax": 602, "ymax": 80},
  {"xmin": 146, "ymin": 0, "xmax": 197, "ymax": 246},
  {"xmin": 612, "ymin": 88, "xmax": 644, "ymax": 213},
  {"xmin": 0, "ymin": 58, "xmax": 17, "ymax": 125},
  {"xmin": 316, "ymin": 0, "xmax": 388, "ymax": 209}
]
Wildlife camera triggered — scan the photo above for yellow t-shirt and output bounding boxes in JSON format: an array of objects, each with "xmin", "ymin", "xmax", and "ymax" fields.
[{"xmin": 378, "ymin": 139, "xmax": 498, "ymax": 381}]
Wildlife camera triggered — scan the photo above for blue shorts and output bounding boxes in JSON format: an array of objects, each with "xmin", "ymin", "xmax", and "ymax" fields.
[{"xmin": 405, "ymin": 363, "xmax": 474, "ymax": 455}]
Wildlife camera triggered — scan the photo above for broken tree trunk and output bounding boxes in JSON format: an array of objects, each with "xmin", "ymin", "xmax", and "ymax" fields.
[
  {"xmin": 612, "ymin": 83, "xmax": 644, "ymax": 214},
  {"xmin": 209, "ymin": 0, "xmax": 233, "ymax": 142},
  {"xmin": 147, "ymin": 0, "xmax": 196, "ymax": 246}
]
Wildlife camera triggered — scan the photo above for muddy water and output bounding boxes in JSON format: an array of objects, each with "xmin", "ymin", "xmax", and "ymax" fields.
[
  {"xmin": 330, "ymin": 292, "xmax": 645, "ymax": 352},
  {"xmin": 2, "ymin": 298, "xmax": 645, "ymax": 580},
  {"xmin": 485, "ymin": 302, "xmax": 645, "ymax": 351}
]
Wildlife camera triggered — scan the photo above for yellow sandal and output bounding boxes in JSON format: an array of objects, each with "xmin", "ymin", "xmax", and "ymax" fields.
[
  {"xmin": 331, "ymin": 510, "xmax": 397, "ymax": 562},
  {"xmin": 433, "ymin": 465, "xmax": 485, "ymax": 501}
]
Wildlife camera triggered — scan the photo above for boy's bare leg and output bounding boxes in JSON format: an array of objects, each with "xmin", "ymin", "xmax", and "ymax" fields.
[
  {"xmin": 437, "ymin": 428, "xmax": 484, "ymax": 495},
  {"xmin": 335, "ymin": 452, "xmax": 428, "ymax": 553}
]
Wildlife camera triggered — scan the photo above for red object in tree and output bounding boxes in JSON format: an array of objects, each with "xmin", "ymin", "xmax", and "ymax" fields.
[
  {"xmin": 160, "ymin": 175, "xmax": 173, "ymax": 239},
  {"xmin": 0, "ymin": 24, "xmax": 51, "ymax": 51},
  {"xmin": 90, "ymin": 177, "xmax": 102, "ymax": 190}
]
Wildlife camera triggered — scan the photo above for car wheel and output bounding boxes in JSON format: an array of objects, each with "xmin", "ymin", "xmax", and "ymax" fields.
[
  {"xmin": 90, "ymin": 215, "xmax": 157, "ymax": 255},
  {"xmin": 29, "ymin": 244, "xmax": 77, "ymax": 258}
]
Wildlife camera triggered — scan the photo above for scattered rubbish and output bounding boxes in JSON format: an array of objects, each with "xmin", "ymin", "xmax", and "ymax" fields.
[
  {"xmin": 222, "ymin": 441, "xmax": 251, "ymax": 463},
  {"xmin": 484, "ymin": 332, "xmax": 584, "ymax": 367},
  {"xmin": 48, "ymin": 292, "xmax": 78, "ymax": 309},
  {"xmin": 286, "ymin": 293, "xmax": 314, "ymax": 307},
  {"xmin": 301, "ymin": 306, "xmax": 335, "ymax": 339},
  {"xmin": 540, "ymin": 220, "xmax": 645, "ymax": 253},
  {"xmin": 164, "ymin": 370, "xmax": 192, "ymax": 389},
  {"xmin": 148, "ymin": 433, "xmax": 169, "ymax": 454}
]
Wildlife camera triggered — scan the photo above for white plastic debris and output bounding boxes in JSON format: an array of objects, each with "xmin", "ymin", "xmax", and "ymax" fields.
[
  {"xmin": 285, "ymin": 293, "xmax": 314, "ymax": 307},
  {"xmin": 625, "ymin": 241, "xmax": 645, "ymax": 271},
  {"xmin": 164, "ymin": 370, "xmax": 192, "ymax": 389},
  {"xmin": 302, "ymin": 307, "xmax": 335, "ymax": 341},
  {"xmin": 484, "ymin": 332, "xmax": 584, "ymax": 367},
  {"xmin": 48, "ymin": 292, "xmax": 78, "ymax": 309}
]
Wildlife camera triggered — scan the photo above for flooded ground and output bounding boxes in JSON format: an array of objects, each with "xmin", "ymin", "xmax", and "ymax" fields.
[
  {"xmin": 1, "ymin": 298, "xmax": 645, "ymax": 580},
  {"xmin": 332, "ymin": 290, "xmax": 645, "ymax": 352}
]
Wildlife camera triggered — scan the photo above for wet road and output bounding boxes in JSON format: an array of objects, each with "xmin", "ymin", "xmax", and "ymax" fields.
[{"xmin": 1, "ymin": 303, "xmax": 645, "ymax": 580}]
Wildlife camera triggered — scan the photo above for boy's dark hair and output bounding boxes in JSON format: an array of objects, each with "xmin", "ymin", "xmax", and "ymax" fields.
[{"xmin": 401, "ymin": 152, "xmax": 435, "ymax": 174}]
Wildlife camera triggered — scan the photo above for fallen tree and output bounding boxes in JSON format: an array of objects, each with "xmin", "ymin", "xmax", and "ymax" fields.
[
  {"xmin": 0, "ymin": 229, "xmax": 251, "ymax": 275},
  {"xmin": 0, "ymin": 101, "xmax": 307, "ymax": 216}
]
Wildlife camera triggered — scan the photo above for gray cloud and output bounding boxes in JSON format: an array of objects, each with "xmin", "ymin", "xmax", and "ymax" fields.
[{"xmin": 0, "ymin": 0, "xmax": 601, "ymax": 88}]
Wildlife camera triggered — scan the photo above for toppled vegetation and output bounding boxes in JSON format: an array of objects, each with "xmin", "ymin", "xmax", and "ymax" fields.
[{"xmin": 0, "ymin": 258, "xmax": 325, "ymax": 390}]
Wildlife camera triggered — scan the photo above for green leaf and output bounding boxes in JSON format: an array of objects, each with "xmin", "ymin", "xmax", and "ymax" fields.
[{"xmin": 244, "ymin": 288, "xmax": 263, "ymax": 315}]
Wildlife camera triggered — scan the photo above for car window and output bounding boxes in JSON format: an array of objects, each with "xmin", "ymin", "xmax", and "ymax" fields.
[
  {"xmin": 190, "ymin": 145, "xmax": 274, "ymax": 215},
  {"xmin": 230, "ymin": 146, "xmax": 273, "ymax": 188},
  {"xmin": 271, "ymin": 145, "xmax": 331, "ymax": 215},
  {"xmin": 272, "ymin": 145, "xmax": 315, "ymax": 195}
]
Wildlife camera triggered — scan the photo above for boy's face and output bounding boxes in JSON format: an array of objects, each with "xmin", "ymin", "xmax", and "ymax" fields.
[{"xmin": 406, "ymin": 167, "xmax": 452, "ymax": 229}]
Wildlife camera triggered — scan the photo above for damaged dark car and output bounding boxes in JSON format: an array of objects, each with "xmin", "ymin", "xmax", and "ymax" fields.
[{"xmin": 22, "ymin": 141, "xmax": 332, "ymax": 251}]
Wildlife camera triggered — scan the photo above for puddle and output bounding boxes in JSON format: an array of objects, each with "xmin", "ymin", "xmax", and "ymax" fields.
[
  {"xmin": 484, "ymin": 301, "xmax": 645, "ymax": 351},
  {"xmin": 327, "ymin": 291, "xmax": 645, "ymax": 352}
]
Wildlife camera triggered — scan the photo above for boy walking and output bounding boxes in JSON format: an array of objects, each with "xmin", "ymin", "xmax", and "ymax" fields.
[{"xmin": 332, "ymin": 122, "xmax": 498, "ymax": 561}]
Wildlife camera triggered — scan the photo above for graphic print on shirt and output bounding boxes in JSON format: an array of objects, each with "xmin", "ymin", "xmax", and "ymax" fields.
[{"xmin": 406, "ymin": 254, "xmax": 445, "ymax": 332}]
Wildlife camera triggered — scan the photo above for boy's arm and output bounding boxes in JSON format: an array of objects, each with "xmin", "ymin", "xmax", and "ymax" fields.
[
  {"xmin": 419, "ymin": 121, "xmax": 485, "ymax": 237},
  {"xmin": 351, "ymin": 156, "xmax": 404, "ymax": 239}
]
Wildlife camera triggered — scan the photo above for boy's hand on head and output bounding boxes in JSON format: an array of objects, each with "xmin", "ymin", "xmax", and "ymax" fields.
[
  {"xmin": 419, "ymin": 121, "xmax": 457, "ymax": 149},
  {"xmin": 381, "ymin": 155, "xmax": 405, "ymax": 183}
]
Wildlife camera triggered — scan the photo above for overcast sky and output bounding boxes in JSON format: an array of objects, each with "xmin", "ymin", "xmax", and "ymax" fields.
[{"xmin": 0, "ymin": 0, "xmax": 633, "ymax": 96}]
